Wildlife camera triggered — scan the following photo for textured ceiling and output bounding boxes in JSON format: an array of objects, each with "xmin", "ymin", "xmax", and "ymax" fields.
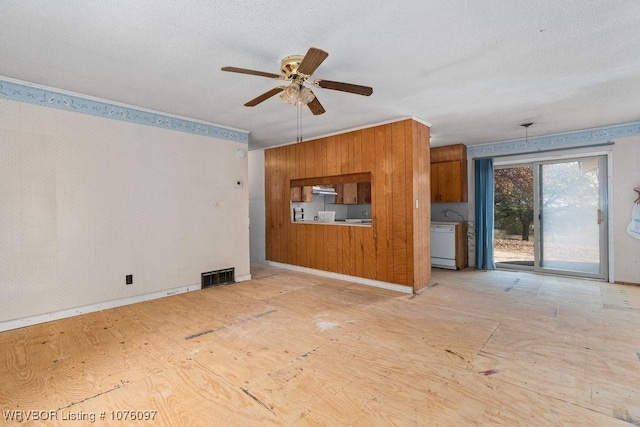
[{"xmin": 1, "ymin": 1, "xmax": 639, "ymax": 149}]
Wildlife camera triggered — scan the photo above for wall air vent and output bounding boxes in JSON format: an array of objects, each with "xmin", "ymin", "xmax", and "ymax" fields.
[{"xmin": 201, "ymin": 268, "xmax": 235, "ymax": 289}]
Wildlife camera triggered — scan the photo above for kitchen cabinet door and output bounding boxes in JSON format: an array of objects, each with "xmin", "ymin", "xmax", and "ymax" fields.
[
  {"xmin": 301, "ymin": 186, "xmax": 313, "ymax": 202},
  {"xmin": 430, "ymin": 143, "xmax": 468, "ymax": 203},
  {"xmin": 335, "ymin": 183, "xmax": 358, "ymax": 204},
  {"xmin": 431, "ymin": 160, "xmax": 467, "ymax": 202},
  {"xmin": 290, "ymin": 186, "xmax": 302, "ymax": 202},
  {"xmin": 431, "ymin": 144, "xmax": 466, "ymax": 163},
  {"xmin": 357, "ymin": 182, "xmax": 371, "ymax": 203},
  {"xmin": 290, "ymin": 186, "xmax": 313, "ymax": 202},
  {"xmin": 342, "ymin": 183, "xmax": 358, "ymax": 204}
]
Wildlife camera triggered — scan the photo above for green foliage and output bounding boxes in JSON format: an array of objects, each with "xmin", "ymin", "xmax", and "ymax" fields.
[{"xmin": 494, "ymin": 166, "xmax": 534, "ymax": 240}]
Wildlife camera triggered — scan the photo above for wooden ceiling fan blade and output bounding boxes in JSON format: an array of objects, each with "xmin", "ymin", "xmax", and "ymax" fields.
[
  {"xmin": 307, "ymin": 95, "xmax": 326, "ymax": 115},
  {"xmin": 244, "ymin": 87, "xmax": 284, "ymax": 107},
  {"xmin": 315, "ymin": 79, "xmax": 373, "ymax": 96},
  {"xmin": 297, "ymin": 48, "xmax": 329, "ymax": 76},
  {"xmin": 221, "ymin": 66, "xmax": 282, "ymax": 79}
]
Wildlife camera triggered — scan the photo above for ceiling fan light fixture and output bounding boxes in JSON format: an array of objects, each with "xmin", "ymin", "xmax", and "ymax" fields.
[
  {"xmin": 297, "ymin": 86, "xmax": 315, "ymax": 106},
  {"xmin": 279, "ymin": 82, "xmax": 315, "ymax": 106},
  {"xmin": 279, "ymin": 83, "xmax": 299, "ymax": 105}
]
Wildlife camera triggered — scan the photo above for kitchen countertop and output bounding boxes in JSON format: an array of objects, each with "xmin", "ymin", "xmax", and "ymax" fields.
[{"xmin": 431, "ymin": 221, "xmax": 463, "ymax": 226}]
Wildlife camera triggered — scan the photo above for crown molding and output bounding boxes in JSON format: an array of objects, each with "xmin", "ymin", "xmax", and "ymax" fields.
[
  {"xmin": 0, "ymin": 77, "xmax": 249, "ymax": 143},
  {"xmin": 467, "ymin": 122, "xmax": 640, "ymax": 158}
]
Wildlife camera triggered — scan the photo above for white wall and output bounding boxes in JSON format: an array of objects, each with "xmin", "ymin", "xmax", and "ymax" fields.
[
  {"xmin": 611, "ymin": 136, "xmax": 640, "ymax": 283},
  {"xmin": 0, "ymin": 98, "xmax": 250, "ymax": 324},
  {"xmin": 431, "ymin": 202, "xmax": 469, "ymax": 222},
  {"xmin": 249, "ymin": 149, "xmax": 265, "ymax": 262}
]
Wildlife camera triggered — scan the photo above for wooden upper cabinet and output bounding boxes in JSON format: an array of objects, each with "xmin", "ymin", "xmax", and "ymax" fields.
[
  {"xmin": 335, "ymin": 183, "xmax": 358, "ymax": 204},
  {"xmin": 430, "ymin": 144, "xmax": 468, "ymax": 202},
  {"xmin": 357, "ymin": 182, "xmax": 371, "ymax": 203},
  {"xmin": 290, "ymin": 185, "xmax": 313, "ymax": 202},
  {"xmin": 334, "ymin": 182, "xmax": 371, "ymax": 204},
  {"xmin": 290, "ymin": 186, "xmax": 301, "ymax": 202},
  {"xmin": 302, "ymin": 186, "xmax": 313, "ymax": 202},
  {"xmin": 334, "ymin": 184, "xmax": 343, "ymax": 203},
  {"xmin": 430, "ymin": 144, "xmax": 466, "ymax": 162}
]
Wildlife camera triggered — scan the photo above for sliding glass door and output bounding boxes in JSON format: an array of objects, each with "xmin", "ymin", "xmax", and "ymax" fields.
[
  {"xmin": 495, "ymin": 155, "xmax": 608, "ymax": 280},
  {"xmin": 536, "ymin": 157, "xmax": 608, "ymax": 278}
]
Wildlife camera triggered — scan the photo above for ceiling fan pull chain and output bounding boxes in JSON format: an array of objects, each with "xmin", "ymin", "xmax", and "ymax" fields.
[{"xmin": 297, "ymin": 104, "xmax": 303, "ymax": 143}]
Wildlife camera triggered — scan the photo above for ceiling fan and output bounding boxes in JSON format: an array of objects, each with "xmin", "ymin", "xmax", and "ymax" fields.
[{"xmin": 221, "ymin": 47, "xmax": 373, "ymax": 115}]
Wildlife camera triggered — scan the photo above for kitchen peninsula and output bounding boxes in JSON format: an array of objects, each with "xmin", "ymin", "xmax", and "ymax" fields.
[{"xmin": 265, "ymin": 118, "xmax": 431, "ymax": 292}]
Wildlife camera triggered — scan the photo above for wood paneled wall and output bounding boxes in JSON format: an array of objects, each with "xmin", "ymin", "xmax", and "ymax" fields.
[{"xmin": 265, "ymin": 119, "xmax": 431, "ymax": 291}]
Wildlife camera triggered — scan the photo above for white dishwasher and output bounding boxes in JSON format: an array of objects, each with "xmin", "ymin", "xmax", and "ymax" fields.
[{"xmin": 431, "ymin": 222, "xmax": 457, "ymax": 269}]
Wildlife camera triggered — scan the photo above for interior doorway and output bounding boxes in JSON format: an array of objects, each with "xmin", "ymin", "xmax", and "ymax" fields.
[{"xmin": 494, "ymin": 155, "xmax": 608, "ymax": 280}]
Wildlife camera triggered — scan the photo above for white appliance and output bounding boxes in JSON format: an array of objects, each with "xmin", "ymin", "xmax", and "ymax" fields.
[
  {"xmin": 317, "ymin": 210, "xmax": 336, "ymax": 222},
  {"xmin": 431, "ymin": 222, "xmax": 457, "ymax": 269}
]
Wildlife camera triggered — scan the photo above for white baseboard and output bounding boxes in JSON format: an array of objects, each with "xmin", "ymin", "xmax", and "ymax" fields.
[
  {"xmin": 235, "ymin": 274, "xmax": 252, "ymax": 282},
  {"xmin": 0, "ymin": 284, "xmax": 200, "ymax": 333},
  {"xmin": 265, "ymin": 261, "xmax": 413, "ymax": 294}
]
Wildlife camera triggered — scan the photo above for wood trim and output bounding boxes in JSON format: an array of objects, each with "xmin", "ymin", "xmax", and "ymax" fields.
[
  {"xmin": 412, "ymin": 120, "xmax": 431, "ymax": 292},
  {"xmin": 326, "ymin": 136, "xmax": 338, "ymax": 176},
  {"xmin": 290, "ymin": 172, "xmax": 371, "ymax": 187},
  {"xmin": 455, "ymin": 222, "xmax": 469, "ymax": 270},
  {"xmin": 374, "ymin": 124, "xmax": 388, "ymax": 282},
  {"xmin": 391, "ymin": 121, "xmax": 408, "ymax": 285}
]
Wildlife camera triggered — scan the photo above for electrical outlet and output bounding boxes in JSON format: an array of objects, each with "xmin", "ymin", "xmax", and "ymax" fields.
[{"xmin": 126, "ymin": 274, "xmax": 133, "ymax": 285}]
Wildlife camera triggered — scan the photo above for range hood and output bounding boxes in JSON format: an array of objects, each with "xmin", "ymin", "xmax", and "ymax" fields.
[{"xmin": 312, "ymin": 185, "xmax": 338, "ymax": 195}]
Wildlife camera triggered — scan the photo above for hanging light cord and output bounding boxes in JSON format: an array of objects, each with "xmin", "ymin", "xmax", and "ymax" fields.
[{"xmin": 520, "ymin": 122, "xmax": 534, "ymax": 144}]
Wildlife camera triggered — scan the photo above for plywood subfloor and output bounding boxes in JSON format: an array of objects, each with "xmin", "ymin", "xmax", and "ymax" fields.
[{"xmin": 1, "ymin": 264, "xmax": 639, "ymax": 425}]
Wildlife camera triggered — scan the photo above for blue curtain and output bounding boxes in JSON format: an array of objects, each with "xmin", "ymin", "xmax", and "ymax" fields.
[{"xmin": 475, "ymin": 158, "xmax": 496, "ymax": 270}]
